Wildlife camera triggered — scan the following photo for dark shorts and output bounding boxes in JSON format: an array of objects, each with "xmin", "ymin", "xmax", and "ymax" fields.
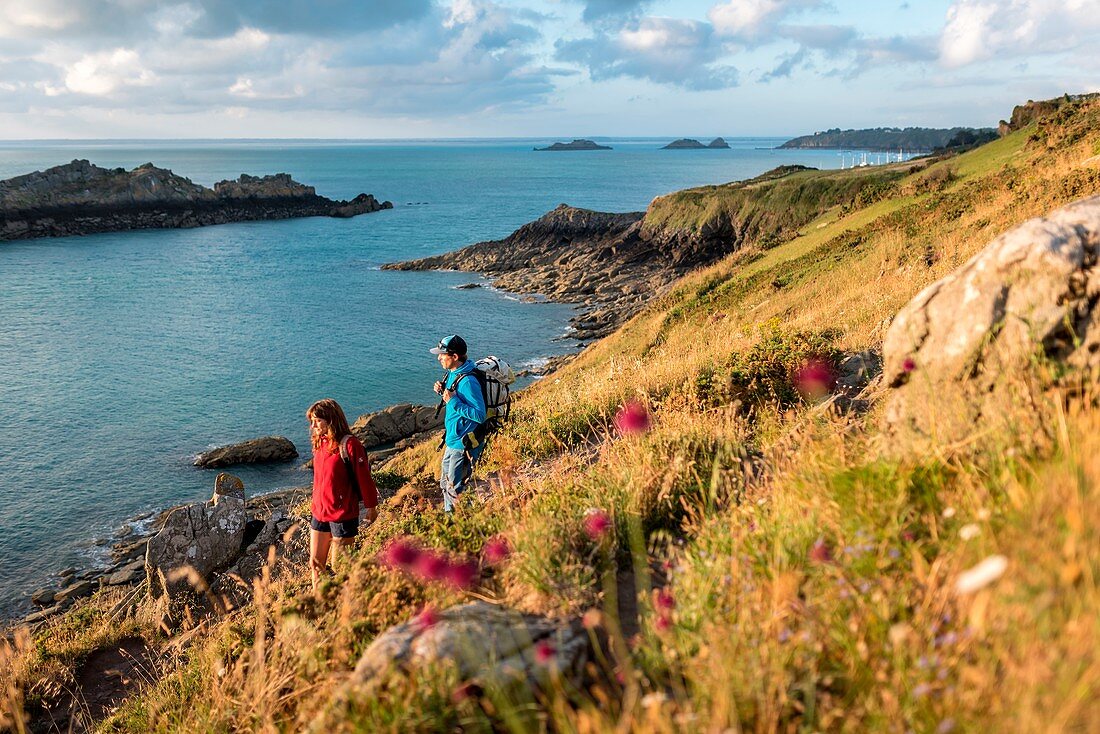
[{"xmin": 310, "ymin": 516, "xmax": 359, "ymax": 538}]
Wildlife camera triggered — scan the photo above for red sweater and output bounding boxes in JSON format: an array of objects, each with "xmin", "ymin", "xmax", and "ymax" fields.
[{"xmin": 311, "ymin": 435, "xmax": 378, "ymax": 522}]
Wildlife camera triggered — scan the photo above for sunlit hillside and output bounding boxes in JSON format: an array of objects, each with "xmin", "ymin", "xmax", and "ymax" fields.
[{"xmin": 4, "ymin": 96, "xmax": 1100, "ymax": 733}]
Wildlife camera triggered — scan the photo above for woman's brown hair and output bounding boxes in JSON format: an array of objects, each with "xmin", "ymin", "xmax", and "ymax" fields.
[{"xmin": 306, "ymin": 398, "xmax": 353, "ymax": 452}]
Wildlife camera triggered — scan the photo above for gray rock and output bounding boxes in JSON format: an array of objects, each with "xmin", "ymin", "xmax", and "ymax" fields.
[
  {"xmin": 58, "ymin": 567, "xmax": 76, "ymax": 579},
  {"xmin": 31, "ymin": 588, "xmax": 55, "ymax": 606},
  {"xmin": 107, "ymin": 567, "xmax": 141, "ymax": 586},
  {"xmin": 351, "ymin": 403, "xmax": 444, "ymax": 450},
  {"xmin": 194, "ymin": 436, "xmax": 298, "ymax": 469},
  {"xmin": 146, "ymin": 476, "xmax": 249, "ymax": 599},
  {"xmin": 55, "ymin": 580, "xmax": 95, "ymax": 602},
  {"xmin": 349, "ymin": 601, "xmax": 588, "ymax": 694},
  {"xmin": 24, "ymin": 604, "xmax": 63, "ymax": 624},
  {"xmin": 212, "ymin": 471, "xmax": 246, "ymax": 503},
  {"xmin": 884, "ymin": 195, "xmax": 1100, "ymax": 441}
]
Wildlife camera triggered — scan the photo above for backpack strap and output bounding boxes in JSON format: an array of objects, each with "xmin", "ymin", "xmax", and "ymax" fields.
[{"xmin": 339, "ymin": 435, "xmax": 362, "ymax": 503}]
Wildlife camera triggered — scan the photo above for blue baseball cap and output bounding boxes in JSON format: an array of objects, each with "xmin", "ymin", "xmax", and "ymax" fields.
[{"xmin": 429, "ymin": 334, "xmax": 468, "ymax": 356}]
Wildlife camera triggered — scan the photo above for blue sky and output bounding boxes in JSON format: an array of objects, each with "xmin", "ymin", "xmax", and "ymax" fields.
[{"xmin": 0, "ymin": 0, "xmax": 1095, "ymax": 138}]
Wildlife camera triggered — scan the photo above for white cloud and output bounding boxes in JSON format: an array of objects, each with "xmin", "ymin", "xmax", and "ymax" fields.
[
  {"xmin": 940, "ymin": 0, "xmax": 1100, "ymax": 67},
  {"xmin": 64, "ymin": 48, "xmax": 155, "ymax": 96},
  {"xmin": 558, "ymin": 16, "xmax": 738, "ymax": 90},
  {"xmin": 708, "ymin": 0, "xmax": 821, "ymax": 43},
  {"xmin": 0, "ymin": 0, "xmax": 557, "ymax": 119},
  {"xmin": 0, "ymin": 0, "xmax": 83, "ymax": 33}
]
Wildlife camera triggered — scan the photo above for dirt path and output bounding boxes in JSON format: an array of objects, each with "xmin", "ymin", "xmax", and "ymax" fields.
[{"xmin": 37, "ymin": 636, "xmax": 160, "ymax": 733}]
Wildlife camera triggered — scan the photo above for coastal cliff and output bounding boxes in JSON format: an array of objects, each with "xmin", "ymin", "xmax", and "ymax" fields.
[
  {"xmin": 387, "ymin": 163, "xmax": 910, "ymax": 338},
  {"xmin": 0, "ymin": 160, "xmax": 392, "ymax": 241}
]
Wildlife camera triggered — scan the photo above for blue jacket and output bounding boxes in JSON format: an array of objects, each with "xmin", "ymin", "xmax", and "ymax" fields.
[{"xmin": 444, "ymin": 360, "xmax": 487, "ymax": 449}]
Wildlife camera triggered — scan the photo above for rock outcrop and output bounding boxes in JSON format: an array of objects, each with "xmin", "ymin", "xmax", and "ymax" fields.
[
  {"xmin": 351, "ymin": 403, "xmax": 444, "ymax": 451},
  {"xmin": 347, "ymin": 601, "xmax": 588, "ymax": 693},
  {"xmin": 194, "ymin": 436, "xmax": 298, "ymax": 468},
  {"xmin": 662, "ymin": 138, "xmax": 729, "ymax": 149},
  {"xmin": 386, "ymin": 205, "xmax": 659, "ymax": 339},
  {"xmin": 663, "ymin": 138, "xmax": 706, "ymax": 149},
  {"xmin": 0, "ymin": 160, "xmax": 393, "ymax": 241},
  {"xmin": 997, "ymin": 93, "xmax": 1099, "ymax": 136},
  {"xmin": 534, "ymin": 139, "xmax": 611, "ymax": 151},
  {"xmin": 145, "ymin": 473, "xmax": 249, "ymax": 599},
  {"xmin": 883, "ymin": 195, "xmax": 1100, "ymax": 443}
]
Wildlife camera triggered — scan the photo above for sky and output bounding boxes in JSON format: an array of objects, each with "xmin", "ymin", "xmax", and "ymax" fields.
[{"xmin": 0, "ymin": 0, "xmax": 1096, "ymax": 139}]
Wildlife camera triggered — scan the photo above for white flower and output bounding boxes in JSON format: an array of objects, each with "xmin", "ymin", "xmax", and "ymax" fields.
[
  {"xmin": 954, "ymin": 555, "xmax": 1008, "ymax": 594},
  {"xmin": 958, "ymin": 523, "xmax": 981, "ymax": 540},
  {"xmin": 942, "ymin": 507, "xmax": 956, "ymax": 519}
]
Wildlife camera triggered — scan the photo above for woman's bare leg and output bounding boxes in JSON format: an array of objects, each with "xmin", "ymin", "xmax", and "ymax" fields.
[
  {"xmin": 310, "ymin": 529, "xmax": 332, "ymax": 591},
  {"xmin": 329, "ymin": 536, "xmax": 356, "ymax": 572}
]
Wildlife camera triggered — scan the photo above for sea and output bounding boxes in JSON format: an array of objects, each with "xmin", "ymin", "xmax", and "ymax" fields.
[{"xmin": 0, "ymin": 137, "xmax": 853, "ymax": 618}]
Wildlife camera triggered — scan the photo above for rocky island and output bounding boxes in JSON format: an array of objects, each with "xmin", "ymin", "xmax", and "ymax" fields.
[
  {"xmin": 0, "ymin": 159, "xmax": 393, "ymax": 241},
  {"xmin": 662, "ymin": 137, "xmax": 730, "ymax": 149},
  {"xmin": 534, "ymin": 139, "xmax": 612, "ymax": 151}
]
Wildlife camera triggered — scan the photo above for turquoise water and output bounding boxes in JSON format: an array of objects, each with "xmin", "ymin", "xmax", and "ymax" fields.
[{"xmin": 0, "ymin": 138, "xmax": 851, "ymax": 617}]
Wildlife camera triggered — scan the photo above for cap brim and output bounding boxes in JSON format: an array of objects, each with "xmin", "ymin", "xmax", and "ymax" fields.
[{"xmin": 429, "ymin": 347, "xmax": 447, "ymax": 355}]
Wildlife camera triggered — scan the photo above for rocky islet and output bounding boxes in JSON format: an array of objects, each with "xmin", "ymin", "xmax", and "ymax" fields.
[{"xmin": 0, "ymin": 159, "xmax": 393, "ymax": 241}]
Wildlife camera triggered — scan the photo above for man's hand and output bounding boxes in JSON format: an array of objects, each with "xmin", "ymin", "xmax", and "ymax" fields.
[
  {"xmin": 442, "ymin": 388, "xmax": 454, "ymax": 403},
  {"xmin": 433, "ymin": 380, "xmax": 445, "ymax": 395}
]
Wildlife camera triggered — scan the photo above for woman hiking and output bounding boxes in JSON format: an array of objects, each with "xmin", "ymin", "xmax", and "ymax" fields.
[{"xmin": 306, "ymin": 398, "xmax": 378, "ymax": 590}]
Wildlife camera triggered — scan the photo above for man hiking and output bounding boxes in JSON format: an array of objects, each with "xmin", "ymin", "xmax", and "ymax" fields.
[{"xmin": 431, "ymin": 334, "xmax": 487, "ymax": 513}]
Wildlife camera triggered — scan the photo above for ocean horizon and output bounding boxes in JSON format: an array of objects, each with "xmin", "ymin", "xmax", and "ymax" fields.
[{"xmin": 0, "ymin": 137, "xmax": 861, "ymax": 618}]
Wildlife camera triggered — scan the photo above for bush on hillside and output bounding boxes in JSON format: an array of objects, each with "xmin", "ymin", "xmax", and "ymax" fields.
[{"xmin": 694, "ymin": 322, "xmax": 841, "ymax": 410}]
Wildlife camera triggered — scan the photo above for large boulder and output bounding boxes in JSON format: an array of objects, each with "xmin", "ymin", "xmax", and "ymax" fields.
[
  {"xmin": 347, "ymin": 601, "xmax": 588, "ymax": 695},
  {"xmin": 351, "ymin": 403, "xmax": 444, "ymax": 450},
  {"xmin": 883, "ymin": 195, "xmax": 1100, "ymax": 443},
  {"xmin": 194, "ymin": 435, "xmax": 298, "ymax": 468},
  {"xmin": 146, "ymin": 473, "xmax": 249, "ymax": 599}
]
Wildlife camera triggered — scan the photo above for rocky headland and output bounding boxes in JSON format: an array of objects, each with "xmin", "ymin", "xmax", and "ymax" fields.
[
  {"xmin": 384, "ymin": 163, "xmax": 906, "ymax": 339},
  {"xmin": 385, "ymin": 204, "xmax": 656, "ymax": 339},
  {"xmin": 534, "ymin": 139, "xmax": 612, "ymax": 151},
  {"xmin": 0, "ymin": 159, "xmax": 393, "ymax": 241},
  {"xmin": 778, "ymin": 126, "xmax": 996, "ymax": 151}
]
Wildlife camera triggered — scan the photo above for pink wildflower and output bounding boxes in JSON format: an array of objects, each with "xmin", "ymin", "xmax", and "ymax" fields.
[
  {"xmin": 654, "ymin": 614, "xmax": 673, "ymax": 633},
  {"xmin": 582, "ymin": 609, "xmax": 603, "ymax": 629},
  {"xmin": 655, "ymin": 588, "xmax": 675, "ymax": 613},
  {"xmin": 583, "ymin": 509, "xmax": 613, "ymax": 540},
  {"xmin": 445, "ymin": 558, "xmax": 479, "ymax": 590},
  {"xmin": 902, "ymin": 357, "xmax": 916, "ymax": 373},
  {"xmin": 414, "ymin": 605, "xmax": 439, "ymax": 631},
  {"xmin": 534, "ymin": 639, "xmax": 556, "ymax": 665},
  {"xmin": 413, "ymin": 550, "xmax": 450, "ymax": 582},
  {"xmin": 614, "ymin": 400, "xmax": 650, "ymax": 435},
  {"xmin": 794, "ymin": 358, "xmax": 836, "ymax": 400},
  {"xmin": 450, "ymin": 682, "xmax": 477, "ymax": 703},
  {"xmin": 809, "ymin": 538, "xmax": 833, "ymax": 564},
  {"xmin": 482, "ymin": 535, "xmax": 512, "ymax": 565},
  {"xmin": 380, "ymin": 538, "xmax": 420, "ymax": 569}
]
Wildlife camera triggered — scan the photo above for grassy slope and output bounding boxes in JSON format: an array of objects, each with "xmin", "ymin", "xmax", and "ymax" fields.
[{"xmin": 4, "ymin": 99, "xmax": 1100, "ymax": 733}]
